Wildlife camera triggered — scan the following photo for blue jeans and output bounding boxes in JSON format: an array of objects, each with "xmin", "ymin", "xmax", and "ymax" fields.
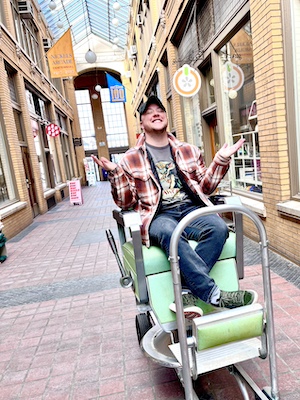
[{"xmin": 148, "ymin": 204, "xmax": 228, "ymax": 303}]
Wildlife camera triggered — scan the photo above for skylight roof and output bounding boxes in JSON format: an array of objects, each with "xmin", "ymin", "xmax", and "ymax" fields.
[{"xmin": 37, "ymin": 0, "xmax": 130, "ymax": 49}]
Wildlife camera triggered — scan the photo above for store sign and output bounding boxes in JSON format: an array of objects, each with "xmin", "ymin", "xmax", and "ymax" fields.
[
  {"xmin": 173, "ymin": 64, "xmax": 201, "ymax": 97},
  {"xmin": 46, "ymin": 123, "xmax": 61, "ymax": 137},
  {"xmin": 69, "ymin": 180, "xmax": 83, "ymax": 205}
]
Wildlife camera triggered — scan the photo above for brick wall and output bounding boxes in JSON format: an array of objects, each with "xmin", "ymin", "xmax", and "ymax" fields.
[
  {"xmin": 247, "ymin": 0, "xmax": 300, "ymax": 263},
  {"xmin": 0, "ymin": 0, "xmax": 83, "ymax": 239}
]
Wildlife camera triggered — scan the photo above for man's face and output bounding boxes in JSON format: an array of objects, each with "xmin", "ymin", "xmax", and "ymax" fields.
[{"xmin": 140, "ymin": 104, "xmax": 167, "ymax": 133}]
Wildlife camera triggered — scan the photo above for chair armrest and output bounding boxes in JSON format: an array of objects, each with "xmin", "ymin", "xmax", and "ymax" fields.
[
  {"xmin": 112, "ymin": 209, "xmax": 148, "ymax": 304},
  {"xmin": 112, "ymin": 209, "xmax": 142, "ymax": 246},
  {"xmin": 222, "ymin": 196, "xmax": 244, "ymax": 279},
  {"xmin": 112, "ymin": 209, "xmax": 142, "ymax": 228}
]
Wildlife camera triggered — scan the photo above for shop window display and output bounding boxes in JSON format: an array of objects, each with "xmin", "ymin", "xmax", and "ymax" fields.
[
  {"xmin": 0, "ymin": 111, "xmax": 17, "ymax": 205},
  {"xmin": 219, "ymin": 21, "xmax": 261, "ymax": 194}
]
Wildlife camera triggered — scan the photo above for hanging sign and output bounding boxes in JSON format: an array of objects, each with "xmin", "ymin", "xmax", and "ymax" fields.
[
  {"xmin": 47, "ymin": 29, "xmax": 77, "ymax": 78},
  {"xmin": 46, "ymin": 123, "xmax": 61, "ymax": 137},
  {"xmin": 106, "ymin": 73, "xmax": 126, "ymax": 103},
  {"xmin": 173, "ymin": 64, "xmax": 201, "ymax": 97},
  {"xmin": 223, "ymin": 61, "xmax": 244, "ymax": 92}
]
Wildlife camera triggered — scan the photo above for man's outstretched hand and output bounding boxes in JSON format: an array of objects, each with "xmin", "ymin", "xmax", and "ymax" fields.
[
  {"xmin": 91, "ymin": 155, "xmax": 117, "ymax": 172},
  {"xmin": 91, "ymin": 138, "xmax": 245, "ymax": 170},
  {"xmin": 218, "ymin": 138, "xmax": 245, "ymax": 159}
]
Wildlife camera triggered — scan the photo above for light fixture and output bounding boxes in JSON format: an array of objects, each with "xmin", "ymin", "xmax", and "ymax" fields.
[
  {"xmin": 113, "ymin": 2, "xmax": 121, "ymax": 11},
  {"xmin": 112, "ymin": 44, "xmax": 118, "ymax": 51},
  {"xmin": 57, "ymin": 20, "xmax": 63, "ymax": 29},
  {"xmin": 113, "ymin": 37, "xmax": 120, "ymax": 44},
  {"xmin": 48, "ymin": 1, "xmax": 57, "ymax": 10},
  {"xmin": 112, "ymin": 18, "xmax": 119, "ymax": 27},
  {"xmin": 91, "ymin": 93, "xmax": 98, "ymax": 100},
  {"xmin": 85, "ymin": 49, "xmax": 97, "ymax": 63},
  {"xmin": 95, "ymin": 84, "xmax": 102, "ymax": 92}
]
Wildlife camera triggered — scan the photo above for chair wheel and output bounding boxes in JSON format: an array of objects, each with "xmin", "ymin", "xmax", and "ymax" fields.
[{"xmin": 135, "ymin": 313, "xmax": 152, "ymax": 344}]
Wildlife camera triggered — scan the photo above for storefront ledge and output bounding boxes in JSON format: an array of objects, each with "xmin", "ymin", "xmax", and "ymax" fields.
[
  {"xmin": 238, "ymin": 195, "xmax": 266, "ymax": 218},
  {"xmin": 0, "ymin": 201, "xmax": 27, "ymax": 219},
  {"xmin": 43, "ymin": 189, "xmax": 56, "ymax": 199},
  {"xmin": 277, "ymin": 201, "xmax": 300, "ymax": 220},
  {"xmin": 55, "ymin": 183, "xmax": 67, "ymax": 191}
]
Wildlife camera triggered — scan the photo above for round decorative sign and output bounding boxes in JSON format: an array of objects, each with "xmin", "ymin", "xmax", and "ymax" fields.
[
  {"xmin": 223, "ymin": 61, "xmax": 244, "ymax": 92},
  {"xmin": 173, "ymin": 64, "xmax": 201, "ymax": 97},
  {"xmin": 46, "ymin": 123, "xmax": 61, "ymax": 137}
]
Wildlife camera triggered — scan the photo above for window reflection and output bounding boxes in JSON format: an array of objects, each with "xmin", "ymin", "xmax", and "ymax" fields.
[{"xmin": 219, "ymin": 21, "xmax": 261, "ymax": 194}]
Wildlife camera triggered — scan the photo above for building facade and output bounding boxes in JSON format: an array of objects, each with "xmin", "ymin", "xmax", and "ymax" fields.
[
  {"xmin": 124, "ymin": 0, "xmax": 300, "ymax": 264},
  {"xmin": 0, "ymin": 0, "xmax": 85, "ymax": 239}
]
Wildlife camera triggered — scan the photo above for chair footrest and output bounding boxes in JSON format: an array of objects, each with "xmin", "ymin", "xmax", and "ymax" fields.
[
  {"xmin": 169, "ymin": 337, "xmax": 262, "ymax": 375},
  {"xmin": 193, "ymin": 303, "xmax": 264, "ymax": 350}
]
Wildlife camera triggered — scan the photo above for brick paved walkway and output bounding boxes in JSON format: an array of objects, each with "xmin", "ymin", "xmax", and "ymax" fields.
[{"xmin": 0, "ymin": 182, "xmax": 299, "ymax": 399}]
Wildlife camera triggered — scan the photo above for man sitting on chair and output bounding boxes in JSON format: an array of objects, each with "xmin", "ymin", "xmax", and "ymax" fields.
[{"xmin": 92, "ymin": 96, "xmax": 257, "ymax": 319}]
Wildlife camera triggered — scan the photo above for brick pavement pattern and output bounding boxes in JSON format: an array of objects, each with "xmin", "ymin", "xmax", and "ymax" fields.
[{"xmin": 0, "ymin": 182, "xmax": 299, "ymax": 400}]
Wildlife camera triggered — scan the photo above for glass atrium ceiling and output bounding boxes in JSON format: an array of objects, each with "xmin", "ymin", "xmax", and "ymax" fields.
[{"xmin": 37, "ymin": 0, "xmax": 131, "ymax": 49}]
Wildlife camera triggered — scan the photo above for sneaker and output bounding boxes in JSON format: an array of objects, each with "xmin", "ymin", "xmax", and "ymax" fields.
[
  {"xmin": 213, "ymin": 289, "xmax": 258, "ymax": 309},
  {"xmin": 169, "ymin": 293, "xmax": 203, "ymax": 320}
]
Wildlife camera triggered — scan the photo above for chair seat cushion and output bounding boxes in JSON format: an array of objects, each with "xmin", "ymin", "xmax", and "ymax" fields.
[
  {"xmin": 122, "ymin": 231, "xmax": 236, "ymax": 276},
  {"xmin": 146, "ymin": 258, "xmax": 239, "ymax": 327}
]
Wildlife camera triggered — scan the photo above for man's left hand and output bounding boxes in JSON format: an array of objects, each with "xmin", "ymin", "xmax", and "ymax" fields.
[{"xmin": 218, "ymin": 138, "xmax": 245, "ymax": 159}]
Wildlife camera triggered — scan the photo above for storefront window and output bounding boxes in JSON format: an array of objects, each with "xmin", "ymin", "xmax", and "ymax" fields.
[
  {"xmin": 289, "ymin": 0, "xmax": 300, "ymax": 195},
  {"xmin": 61, "ymin": 133, "xmax": 73, "ymax": 180},
  {"xmin": 0, "ymin": 107, "xmax": 17, "ymax": 205},
  {"xmin": 182, "ymin": 96, "xmax": 203, "ymax": 149},
  {"xmin": 32, "ymin": 119, "xmax": 53, "ymax": 190},
  {"xmin": 205, "ymin": 65, "xmax": 215, "ymax": 106},
  {"xmin": 219, "ymin": 21, "xmax": 261, "ymax": 194}
]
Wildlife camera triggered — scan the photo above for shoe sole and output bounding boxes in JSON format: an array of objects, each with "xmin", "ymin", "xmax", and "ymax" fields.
[
  {"xmin": 249, "ymin": 290, "xmax": 258, "ymax": 305},
  {"xmin": 169, "ymin": 303, "xmax": 203, "ymax": 320}
]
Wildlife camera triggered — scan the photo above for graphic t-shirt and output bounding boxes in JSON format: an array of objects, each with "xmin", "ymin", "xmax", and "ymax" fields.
[{"xmin": 146, "ymin": 143, "xmax": 192, "ymax": 209}]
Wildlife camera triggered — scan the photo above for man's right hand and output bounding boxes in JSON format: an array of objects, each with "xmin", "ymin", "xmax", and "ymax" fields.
[{"xmin": 91, "ymin": 155, "xmax": 117, "ymax": 172}]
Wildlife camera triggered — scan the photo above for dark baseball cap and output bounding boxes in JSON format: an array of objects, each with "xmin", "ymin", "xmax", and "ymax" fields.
[{"xmin": 139, "ymin": 95, "xmax": 166, "ymax": 119}]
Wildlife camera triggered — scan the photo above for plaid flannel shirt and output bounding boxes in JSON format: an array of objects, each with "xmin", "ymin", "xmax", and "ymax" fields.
[{"xmin": 108, "ymin": 133, "xmax": 231, "ymax": 247}]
